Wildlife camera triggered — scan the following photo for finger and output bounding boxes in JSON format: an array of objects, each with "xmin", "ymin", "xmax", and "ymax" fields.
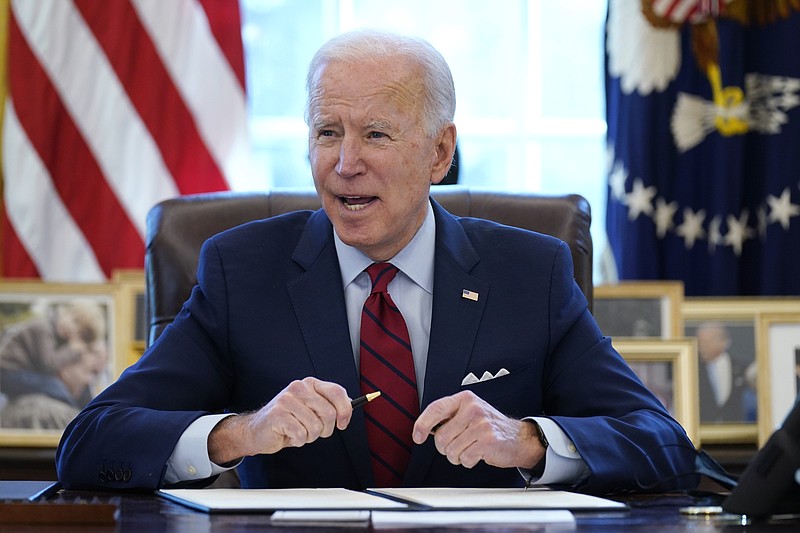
[
  {"xmin": 413, "ymin": 395, "xmax": 461, "ymax": 443},
  {"xmin": 272, "ymin": 411, "xmax": 311, "ymax": 447},
  {"xmin": 297, "ymin": 388, "xmax": 341, "ymax": 438},
  {"xmin": 303, "ymin": 389, "xmax": 356, "ymax": 438},
  {"xmin": 309, "ymin": 378, "xmax": 353, "ymax": 430},
  {"xmin": 272, "ymin": 380, "xmax": 332, "ymax": 443},
  {"xmin": 439, "ymin": 426, "xmax": 477, "ymax": 466},
  {"xmin": 432, "ymin": 408, "xmax": 482, "ymax": 464},
  {"xmin": 451, "ymin": 439, "xmax": 483, "ymax": 468}
]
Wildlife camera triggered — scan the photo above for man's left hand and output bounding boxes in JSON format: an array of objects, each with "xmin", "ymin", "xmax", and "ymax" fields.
[{"xmin": 412, "ymin": 390, "xmax": 544, "ymax": 470}]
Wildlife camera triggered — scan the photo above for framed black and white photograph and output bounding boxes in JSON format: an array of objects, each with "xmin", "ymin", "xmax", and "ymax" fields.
[
  {"xmin": 613, "ymin": 339, "xmax": 700, "ymax": 447},
  {"xmin": 593, "ymin": 281, "xmax": 684, "ymax": 339},
  {"xmin": 0, "ymin": 281, "xmax": 122, "ymax": 446},
  {"xmin": 756, "ymin": 312, "xmax": 800, "ymax": 447}
]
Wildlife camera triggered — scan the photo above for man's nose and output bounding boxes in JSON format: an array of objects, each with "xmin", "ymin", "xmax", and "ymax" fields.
[{"xmin": 335, "ymin": 137, "xmax": 366, "ymax": 177}]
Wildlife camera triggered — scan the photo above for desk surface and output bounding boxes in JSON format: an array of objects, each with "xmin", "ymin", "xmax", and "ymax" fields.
[{"xmin": 5, "ymin": 491, "xmax": 797, "ymax": 532}]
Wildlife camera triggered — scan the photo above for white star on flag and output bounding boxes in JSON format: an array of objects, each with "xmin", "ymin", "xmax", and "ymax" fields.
[
  {"xmin": 608, "ymin": 162, "xmax": 628, "ymax": 201},
  {"xmin": 724, "ymin": 210, "xmax": 754, "ymax": 256},
  {"xmin": 654, "ymin": 198, "xmax": 678, "ymax": 237},
  {"xmin": 767, "ymin": 187, "xmax": 800, "ymax": 230},
  {"xmin": 676, "ymin": 207, "xmax": 706, "ymax": 249},
  {"xmin": 624, "ymin": 178, "xmax": 657, "ymax": 221}
]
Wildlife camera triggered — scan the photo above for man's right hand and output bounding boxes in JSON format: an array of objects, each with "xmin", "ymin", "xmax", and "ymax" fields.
[{"xmin": 207, "ymin": 377, "xmax": 352, "ymax": 465}]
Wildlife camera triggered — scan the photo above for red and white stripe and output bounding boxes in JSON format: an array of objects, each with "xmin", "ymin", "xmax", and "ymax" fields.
[
  {"xmin": 2, "ymin": 0, "xmax": 249, "ymax": 281},
  {"xmin": 650, "ymin": 0, "xmax": 729, "ymax": 24}
]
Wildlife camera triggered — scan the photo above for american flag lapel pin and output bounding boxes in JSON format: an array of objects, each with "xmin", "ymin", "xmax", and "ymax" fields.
[{"xmin": 462, "ymin": 289, "xmax": 479, "ymax": 301}]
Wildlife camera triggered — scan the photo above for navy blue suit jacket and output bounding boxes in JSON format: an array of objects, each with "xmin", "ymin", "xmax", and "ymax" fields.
[{"xmin": 56, "ymin": 200, "xmax": 697, "ymax": 494}]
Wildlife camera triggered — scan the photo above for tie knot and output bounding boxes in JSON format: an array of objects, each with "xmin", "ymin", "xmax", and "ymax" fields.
[{"xmin": 366, "ymin": 263, "xmax": 399, "ymax": 294}]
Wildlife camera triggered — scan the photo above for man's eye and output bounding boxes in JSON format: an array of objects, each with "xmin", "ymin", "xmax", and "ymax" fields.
[
  {"xmin": 368, "ymin": 131, "xmax": 386, "ymax": 139},
  {"xmin": 319, "ymin": 130, "xmax": 335, "ymax": 137}
]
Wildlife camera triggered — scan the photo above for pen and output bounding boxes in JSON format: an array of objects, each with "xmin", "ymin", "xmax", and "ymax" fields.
[{"xmin": 351, "ymin": 391, "xmax": 381, "ymax": 409}]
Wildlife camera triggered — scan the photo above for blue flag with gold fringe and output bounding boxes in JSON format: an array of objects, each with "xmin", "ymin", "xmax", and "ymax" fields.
[{"xmin": 605, "ymin": 0, "xmax": 800, "ymax": 296}]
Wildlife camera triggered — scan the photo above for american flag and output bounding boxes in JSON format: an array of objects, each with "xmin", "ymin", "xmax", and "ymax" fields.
[{"xmin": 1, "ymin": 0, "xmax": 251, "ymax": 282}]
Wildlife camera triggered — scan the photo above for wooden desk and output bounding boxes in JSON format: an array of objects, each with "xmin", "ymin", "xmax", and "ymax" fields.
[{"xmin": 6, "ymin": 491, "xmax": 798, "ymax": 532}]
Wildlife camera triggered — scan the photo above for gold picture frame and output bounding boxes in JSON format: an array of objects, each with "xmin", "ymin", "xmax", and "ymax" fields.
[
  {"xmin": 683, "ymin": 298, "xmax": 800, "ymax": 444},
  {"xmin": 0, "ymin": 281, "xmax": 124, "ymax": 447},
  {"xmin": 112, "ymin": 269, "xmax": 146, "ymax": 367},
  {"xmin": 756, "ymin": 312, "xmax": 800, "ymax": 447},
  {"xmin": 593, "ymin": 281, "xmax": 684, "ymax": 338},
  {"xmin": 613, "ymin": 339, "xmax": 700, "ymax": 447}
]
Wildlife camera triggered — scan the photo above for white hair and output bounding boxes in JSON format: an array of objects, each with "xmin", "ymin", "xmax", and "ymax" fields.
[{"xmin": 305, "ymin": 29, "xmax": 456, "ymax": 137}]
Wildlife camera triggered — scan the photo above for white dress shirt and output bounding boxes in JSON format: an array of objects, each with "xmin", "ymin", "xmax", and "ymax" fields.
[
  {"xmin": 705, "ymin": 351, "xmax": 733, "ymax": 407},
  {"xmin": 164, "ymin": 203, "xmax": 587, "ymax": 485}
]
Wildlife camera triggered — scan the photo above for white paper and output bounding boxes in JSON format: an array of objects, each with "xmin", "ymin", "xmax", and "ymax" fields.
[
  {"xmin": 271, "ymin": 510, "xmax": 370, "ymax": 525},
  {"xmin": 158, "ymin": 488, "xmax": 407, "ymax": 512},
  {"xmin": 372, "ymin": 509, "xmax": 576, "ymax": 528},
  {"xmin": 368, "ymin": 487, "xmax": 626, "ymax": 510}
]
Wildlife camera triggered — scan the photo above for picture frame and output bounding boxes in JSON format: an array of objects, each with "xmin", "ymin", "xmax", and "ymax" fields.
[
  {"xmin": 112, "ymin": 269, "xmax": 147, "ymax": 367},
  {"xmin": 756, "ymin": 312, "xmax": 800, "ymax": 447},
  {"xmin": 683, "ymin": 298, "xmax": 800, "ymax": 444},
  {"xmin": 593, "ymin": 281, "xmax": 684, "ymax": 338},
  {"xmin": 613, "ymin": 339, "xmax": 700, "ymax": 447},
  {"xmin": 0, "ymin": 281, "xmax": 123, "ymax": 446}
]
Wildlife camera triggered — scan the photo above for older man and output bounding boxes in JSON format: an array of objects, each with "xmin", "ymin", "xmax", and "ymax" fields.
[{"xmin": 57, "ymin": 30, "xmax": 697, "ymax": 495}]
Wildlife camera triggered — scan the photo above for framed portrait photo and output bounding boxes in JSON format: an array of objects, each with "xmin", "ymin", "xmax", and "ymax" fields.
[
  {"xmin": 756, "ymin": 312, "xmax": 800, "ymax": 447},
  {"xmin": 613, "ymin": 339, "xmax": 700, "ymax": 447},
  {"xmin": 593, "ymin": 281, "xmax": 684, "ymax": 339},
  {"xmin": 0, "ymin": 281, "xmax": 123, "ymax": 446},
  {"xmin": 683, "ymin": 298, "xmax": 800, "ymax": 444}
]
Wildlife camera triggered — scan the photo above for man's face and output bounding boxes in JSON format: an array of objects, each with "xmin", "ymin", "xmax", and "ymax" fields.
[
  {"xmin": 307, "ymin": 57, "xmax": 454, "ymax": 261},
  {"xmin": 696, "ymin": 325, "xmax": 729, "ymax": 362}
]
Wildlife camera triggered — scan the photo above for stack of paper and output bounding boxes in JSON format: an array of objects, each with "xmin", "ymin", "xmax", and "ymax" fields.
[
  {"xmin": 158, "ymin": 488, "xmax": 406, "ymax": 513},
  {"xmin": 158, "ymin": 486, "xmax": 625, "ymax": 527},
  {"xmin": 369, "ymin": 487, "xmax": 626, "ymax": 511}
]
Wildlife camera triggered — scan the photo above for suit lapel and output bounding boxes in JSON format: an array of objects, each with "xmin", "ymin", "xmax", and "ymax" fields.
[
  {"xmin": 405, "ymin": 201, "xmax": 489, "ymax": 485},
  {"xmin": 287, "ymin": 210, "xmax": 373, "ymax": 487}
]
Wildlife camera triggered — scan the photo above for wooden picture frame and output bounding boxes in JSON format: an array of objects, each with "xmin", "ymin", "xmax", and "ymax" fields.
[
  {"xmin": 0, "ymin": 281, "xmax": 123, "ymax": 446},
  {"xmin": 756, "ymin": 312, "xmax": 800, "ymax": 447},
  {"xmin": 683, "ymin": 298, "xmax": 800, "ymax": 444},
  {"xmin": 112, "ymin": 269, "xmax": 147, "ymax": 367},
  {"xmin": 613, "ymin": 339, "xmax": 700, "ymax": 447},
  {"xmin": 593, "ymin": 281, "xmax": 684, "ymax": 338}
]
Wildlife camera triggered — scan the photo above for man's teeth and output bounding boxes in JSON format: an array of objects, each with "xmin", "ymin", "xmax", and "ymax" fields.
[{"xmin": 343, "ymin": 196, "xmax": 371, "ymax": 210}]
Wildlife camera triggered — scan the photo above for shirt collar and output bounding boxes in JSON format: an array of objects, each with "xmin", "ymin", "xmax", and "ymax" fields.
[{"xmin": 334, "ymin": 201, "xmax": 436, "ymax": 293}]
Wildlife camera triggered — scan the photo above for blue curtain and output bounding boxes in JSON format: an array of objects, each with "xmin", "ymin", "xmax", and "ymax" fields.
[{"xmin": 605, "ymin": 1, "xmax": 800, "ymax": 296}]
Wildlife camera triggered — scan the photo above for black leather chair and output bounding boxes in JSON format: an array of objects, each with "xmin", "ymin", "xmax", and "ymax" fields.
[{"xmin": 144, "ymin": 186, "xmax": 592, "ymax": 347}]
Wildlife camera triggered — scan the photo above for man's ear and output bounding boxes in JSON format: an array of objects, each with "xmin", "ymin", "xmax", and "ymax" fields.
[{"xmin": 430, "ymin": 123, "xmax": 457, "ymax": 185}]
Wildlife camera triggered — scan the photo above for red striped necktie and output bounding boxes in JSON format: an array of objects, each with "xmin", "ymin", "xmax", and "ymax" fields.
[{"xmin": 359, "ymin": 262, "xmax": 419, "ymax": 487}]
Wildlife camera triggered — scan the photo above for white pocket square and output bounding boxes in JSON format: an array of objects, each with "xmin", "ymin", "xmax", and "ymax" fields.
[{"xmin": 461, "ymin": 368, "xmax": 510, "ymax": 386}]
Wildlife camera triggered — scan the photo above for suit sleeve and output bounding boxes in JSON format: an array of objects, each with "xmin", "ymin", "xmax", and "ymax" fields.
[
  {"xmin": 55, "ymin": 237, "xmax": 236, "ymax": 491},
  {"xmin": 543, "ymin": 242, "xmax": 698, "ymax": 494}
]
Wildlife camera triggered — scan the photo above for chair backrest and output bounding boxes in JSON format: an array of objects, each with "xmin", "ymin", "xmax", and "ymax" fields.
[{"xmin": 144, "ymin": 186, "xmax": 593, "ymax": 347}]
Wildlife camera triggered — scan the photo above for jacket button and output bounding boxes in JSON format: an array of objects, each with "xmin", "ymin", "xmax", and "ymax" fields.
[
  {"xmin": 98, "ymin": 471, "xmax": 107, "ymax": 483},
  {"xmin": 114, "ymin": 469, "xmax": 124, "ymax": 481},
  {"xmin": 123, "ymin": 469, "xmax": 132, "ymax": 481}
]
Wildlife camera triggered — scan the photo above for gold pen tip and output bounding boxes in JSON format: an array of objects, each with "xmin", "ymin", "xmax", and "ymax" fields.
[{"xmin": 366, "ymin": 391, "xmax": 381, "ymax": 402}]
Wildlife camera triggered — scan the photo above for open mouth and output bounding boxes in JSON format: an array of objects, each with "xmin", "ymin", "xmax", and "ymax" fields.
[{"xmin": 340, "ymin": 196, "xmax": 376, "ymax": 211}]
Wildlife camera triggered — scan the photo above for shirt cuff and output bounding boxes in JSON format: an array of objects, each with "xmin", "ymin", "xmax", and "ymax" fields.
[
  {"xmin": 164, "ymin": 413, "xmax": 241, "ymax": 484},
  {"xmin": 518, "ymin": 416, "xmax": 589, "ymax": 486}
]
